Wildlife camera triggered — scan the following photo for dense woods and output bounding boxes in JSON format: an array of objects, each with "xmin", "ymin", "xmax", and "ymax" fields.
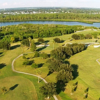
[{"xmin": 0, "ymin": 24, "xmax": 90, "ymax": 42}]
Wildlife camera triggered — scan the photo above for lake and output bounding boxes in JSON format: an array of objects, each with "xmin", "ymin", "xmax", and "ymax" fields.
[{"xmin": 0, "ymin": 21, "xmax": 100, "ymax": 27}]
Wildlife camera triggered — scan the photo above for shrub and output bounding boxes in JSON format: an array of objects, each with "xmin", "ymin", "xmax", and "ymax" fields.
[
  {"xmin": 21, "ymin": 39, "xmax": 30, "ymax": 47},
  {"xmin": 40, "ymin": 52, "xmax": 49, "ymax": 59},
  {"xmin": 72, "ymin": 34, "xmax": 80, "ymax": 40},
  {"xmin": 38, "ymin": 38, "xmax": 44, "ymax": 43},
  {"xmin": 31, "ymin": 63, "xmax": 38, "ymax": 68},
  {"xmin": 54, "ymin": 38, "xmax": 61, "ymax": 43},
  {"xmin": 23, "ymin": 60, "xmax": 33, "ymax": 65},
  {"xmin": 85, "ymin": 34, "xmax": 92, "ymax": 39},
  {"xmin": 34, "ymin": 51, "xmax": 39, "ymax": 57}
]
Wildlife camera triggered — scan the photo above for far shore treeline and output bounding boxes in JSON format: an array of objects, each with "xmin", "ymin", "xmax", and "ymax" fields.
[{"xmin": 1, "ymin": 13, "xmax": 100, "ymax": 23}]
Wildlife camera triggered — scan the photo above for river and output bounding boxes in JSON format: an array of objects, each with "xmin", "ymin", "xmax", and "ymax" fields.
[{"xmin": 0, "ymin": 21, "xmax": 100, "ymax": 27}]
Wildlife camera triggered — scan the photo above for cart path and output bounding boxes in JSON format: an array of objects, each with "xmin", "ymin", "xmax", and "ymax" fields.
[{"xmin": 12, "ymin": 52, "xmax": 58, "ymax": 100}]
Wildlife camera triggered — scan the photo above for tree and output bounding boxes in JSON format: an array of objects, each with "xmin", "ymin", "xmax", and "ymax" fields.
[
  {"xmin": 72, "ymin": 34, "xmax": 80, "ymax": 40},
  {"xmin": 31, "ymin": 40, "xmax": 36, "ymax": 51},
  {"xmin": 47, "ymin": 58, "xmax": 62, "ymax": 72},
  {"xmin": 51, "ymin": 47, "xmax": 66, "ymax": 60},
  {"xmin": 59, "ymin": 64, "xmax": 73, "ymax": 72},
  {"xmin": 34, "ymin": 51, "xmax": 39, "ymax": 57},
  {"xmin": 40, "ymin": 82, "xmax": 56, "ymax": 98},
  {"xmin": 40, "ymin": 52, "xmax": 49, "ymax": 59},
  {"xmin": 38, "ymin": 38, "xmax": 44, "ymax": 43},
  {"xmin": 56, "ymin": 69, "xmax": 73, "ymax": 83},
  {"xmin": 21, "ymin": 39, "xmax": 30, "ymax": 47},
  {"xmin": 31, "ymin": 63, "xmax": 38, "ymax": 68},
  {"xmin": 0, "ymin": 41, "xmax": 11, "ymax": 50},
  {"xmin": 53, "ymin": 38, "xmax": 61, "ymax": 43},
  {"xmin": 85, "ymin": 34, "xmax": 92, "ymax": 39}
]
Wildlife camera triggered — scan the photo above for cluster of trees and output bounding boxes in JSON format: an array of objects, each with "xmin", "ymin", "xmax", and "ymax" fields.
[
  {"xmin": 47, "ymin": 58, "xmax": 73, "ymax": 82},
  {"xmin": 0, "ymin": 24, "xmax": 90, "ymax": 41},
  {"xmin": 0, "ymin": 36, "xmax": 11, "ymax": 50},
  {"xmin": 21, "ymin": 39, "xmax": 37, "ymax": 51},
  {"xmin": 72, "ymin": 34, "xmax": 93, "ymax": 40},
  {"xmin": 51, "ymin": 43, "xmax": 86, "ymax": 60},
  {"xmin": 40, "ymin": 59, "xmax": 74, "ymax": 98},
  {"xmin": 0, "ymin": 41, "xmax": 10, "ymax": 50},
  {"xmin": 1, "ymin": 13, "xmax": 100, "ymax": 23}
]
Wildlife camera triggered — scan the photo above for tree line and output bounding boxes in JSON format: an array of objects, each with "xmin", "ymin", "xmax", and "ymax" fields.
[
  {"xmin": 0, "ymin": 24, "xmax": 90, "ymax": 42},
  {"xmin": 1, "ymin": 13, "xmax": 100, "ymax": 23},
  {"xmin": 51, "ymin": 43, "xmax": 86, "ymax": 60}
]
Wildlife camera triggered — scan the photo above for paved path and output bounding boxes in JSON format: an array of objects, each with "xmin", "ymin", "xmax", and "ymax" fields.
[
  {"xmin": 96, "ymin": 59, "xmax": 100, "ymax": 65},
  {"xmin": 12, "ymin": 52, "xmax": 58, "ymax": 100}
]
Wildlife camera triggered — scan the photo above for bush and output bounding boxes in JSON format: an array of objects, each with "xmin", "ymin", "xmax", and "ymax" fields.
[
  {"xmin": 34, "ymin": 51, "xmax": 39, "ymax": 57},
  {"xmin": 72, "ymin": 34, "xmax": 80, "ymax": 40},
  {"xmin": 38, "ymin": 38, "xmax": 44, "ymax": 43},
  {"xmin": 31, "ymin": 63, "xmax": 38, "ymax": 68},
  {"xmin": 21, "ymin": 39, "xmax": 30, "ymax": 47},
  {"xmin": 54, "ymin": 38, "xmax": 61, "ymax": 43},
  {"xmin": 85, "ymin": 34, "xmax": 92, "ymax": 39},
  {"xmin": 40, "ymin": 52, "xmax": 49, "ymax": 59},
  {"xmin": 23, "ymin": 60, "xmax": 33, "ymax": 65}
]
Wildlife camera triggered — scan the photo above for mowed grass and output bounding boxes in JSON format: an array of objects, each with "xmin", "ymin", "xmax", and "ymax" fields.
[
  {"xmin": 0, "ymin": 43, "xmax": 48, "ymax": 100},
  {"xmin": 0, "ymin": 76, "xmax": 37, "ymax": 100},
  {"xmin": 64, "ymin": 46, "xmax": 100, "ymax": 100}
]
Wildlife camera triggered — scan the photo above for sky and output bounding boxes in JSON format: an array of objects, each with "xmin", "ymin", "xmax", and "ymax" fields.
[{"xmin": 0, "ymin": 0, "xmax": 100, "ymax": 9}]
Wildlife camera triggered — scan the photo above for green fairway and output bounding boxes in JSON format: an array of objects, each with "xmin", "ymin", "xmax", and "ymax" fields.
[
  {"xmin": 64, "ymin": 46, "xmax": 100, "ymax": 100},
  {"xmin": 0, "ymin": 76, "xmax": 37, "ymax": 100}
]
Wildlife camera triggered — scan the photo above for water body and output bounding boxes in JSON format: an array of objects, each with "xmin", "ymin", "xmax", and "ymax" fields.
[{"xmin": 0, "ymin": 21, "xmax": 100, "ymax": 27}]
